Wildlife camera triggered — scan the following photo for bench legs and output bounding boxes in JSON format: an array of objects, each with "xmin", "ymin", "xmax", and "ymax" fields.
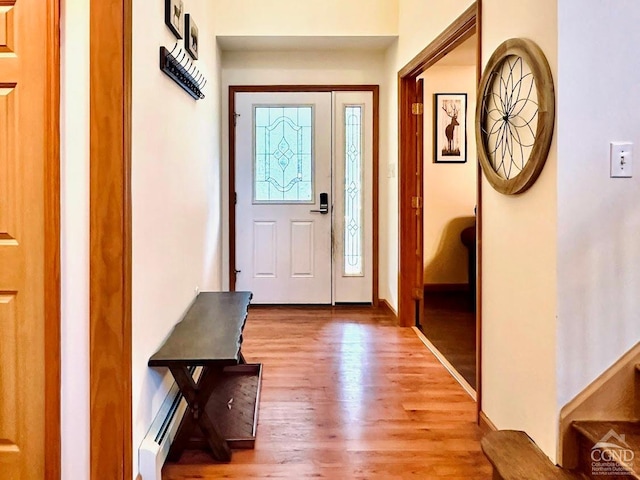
[{"xmin": 168, "ymin": 366, "xmax": 232, "ymax": 462}]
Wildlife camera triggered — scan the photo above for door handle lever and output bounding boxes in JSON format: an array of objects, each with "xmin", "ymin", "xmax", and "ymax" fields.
[{"xmin": 310, "ymin": 207, "xmax": 329, "ymax": 214}]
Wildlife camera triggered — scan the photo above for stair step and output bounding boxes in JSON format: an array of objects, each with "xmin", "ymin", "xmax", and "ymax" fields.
[
  {"xmin": 482, "ymin": 430, "xmax": 583, "ymax": 479},
  {"xmin": 572, "ymin": 420, "xmax": 640, "ymax": 479}
]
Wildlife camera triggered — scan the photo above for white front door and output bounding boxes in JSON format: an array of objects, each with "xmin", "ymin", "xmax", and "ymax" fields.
[
  {"xmin": 234, "ymin": 90, "xmax": 374, "ymax": 305},
  {"xmin": 235, "ymin": 92, "xmax": 333, "ymax": 303}
]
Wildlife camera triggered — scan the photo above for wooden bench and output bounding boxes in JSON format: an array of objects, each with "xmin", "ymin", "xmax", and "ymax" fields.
[{"xmin": 148, "ymin": 291, "xmax": 261, "ymax": 463}]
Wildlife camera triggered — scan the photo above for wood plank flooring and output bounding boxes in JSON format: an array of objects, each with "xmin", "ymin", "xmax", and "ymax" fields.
[
  {"xmin": 421, "ymin": 292, "xmax": 477, "ymax": 389},
  {"xmin": 162, "ymin": 306, "xmax": 492, "ymax": 479}
]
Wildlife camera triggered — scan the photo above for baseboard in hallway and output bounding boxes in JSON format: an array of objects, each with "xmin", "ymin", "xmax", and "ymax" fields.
[
  {"xmin": 479, "ymin": 411, "xmax": 498, "ymax": 434},
  {"xmin": 379, "ymin": 298, "xmax": 398, "ymax": 320}
]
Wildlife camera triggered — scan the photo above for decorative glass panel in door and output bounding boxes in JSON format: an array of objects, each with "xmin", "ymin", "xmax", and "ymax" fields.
[
  {"xmin": 254, "ymin": 106, "xmax": 314, "ymax": 203},
  {"xmin": 343, "ymin": 105, "xmax": 364, "ymax": 277}
]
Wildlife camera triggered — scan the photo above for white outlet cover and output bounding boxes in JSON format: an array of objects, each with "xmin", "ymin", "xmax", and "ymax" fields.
[{"xmin": 610, "ymin": 142, "xmax": 633, "ymax": 178}]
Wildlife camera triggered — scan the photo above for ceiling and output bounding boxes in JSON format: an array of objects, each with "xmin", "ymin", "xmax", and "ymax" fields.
[{"xmin": 217, "ymin": 33, "xmax": 475, "ymax": 65}]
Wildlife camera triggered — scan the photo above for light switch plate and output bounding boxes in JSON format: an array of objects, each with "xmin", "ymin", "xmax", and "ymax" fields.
[{"xmin": 610, "ymin": 142, "xmax": 633, "ymax": 178}]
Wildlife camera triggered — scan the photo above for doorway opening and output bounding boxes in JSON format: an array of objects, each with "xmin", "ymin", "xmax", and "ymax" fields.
[
  {"xmin": 417, "ymin": 34, "xmax": 479, "ymax": 395},
  {"xmin": 229, "ymin": 86, "xmax": 380, "ymax": 306},
  {"xmin": 397, "ymin": 2, "xmax": 483, "ymax": 411}
]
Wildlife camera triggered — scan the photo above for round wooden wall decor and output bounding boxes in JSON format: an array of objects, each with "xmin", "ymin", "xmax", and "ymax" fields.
[{"xmin": 476, "ymin": 38, "xmax": 555, "ymax": 195}]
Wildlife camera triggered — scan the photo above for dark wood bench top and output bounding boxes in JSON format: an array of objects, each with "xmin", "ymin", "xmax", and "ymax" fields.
[
  {"xmin": 148, "ymin": 291, "xmax": 252, "ymax": 367},
  {"xmin": 482, "ymin": 431, "xmax": 583, "ymax": 480}
]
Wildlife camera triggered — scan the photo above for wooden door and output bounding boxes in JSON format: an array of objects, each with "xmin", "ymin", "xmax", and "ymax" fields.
[
  {"xmin": 414, "ymin": 78, "xmax": 424, "ymax": 326},
  {"xmin": 0, "ymin": 1, "xmax": 59, "ymax": 478},
  {"xmin": 398, "ymin": 76, "xmax": 426, "ymax": 326}
]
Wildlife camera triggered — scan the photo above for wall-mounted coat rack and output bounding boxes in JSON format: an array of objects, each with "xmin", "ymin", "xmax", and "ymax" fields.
[{"xmin": 159, "ymin": 45, "xmax": 207, "ymax": 100}]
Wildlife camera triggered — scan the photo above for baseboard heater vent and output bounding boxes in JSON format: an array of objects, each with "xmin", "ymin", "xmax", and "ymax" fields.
[{"xmin": 138, "ymin": 366, "xmax": 200, "ymax": 480}]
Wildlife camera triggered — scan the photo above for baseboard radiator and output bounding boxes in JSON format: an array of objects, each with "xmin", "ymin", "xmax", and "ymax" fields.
[{"xmin": 138, "ymin": 367, "xmax": 200, "ymax": 480}]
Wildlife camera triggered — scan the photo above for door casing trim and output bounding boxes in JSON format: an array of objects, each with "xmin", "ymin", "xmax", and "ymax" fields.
[
  {"xmin": 89, "ymin": 0, "xmax": 133, "ymax": 477},
  {"xmin": 229, "ymin": 85, "xmax": 380, "ymax": 306},
  {"xmin": 45, "ymin": 0, "xmax": 61, "ymax": 477}
]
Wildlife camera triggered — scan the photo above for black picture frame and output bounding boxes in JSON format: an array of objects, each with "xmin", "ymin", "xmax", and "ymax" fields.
[
  {"xmin": 165, "ymin": 0, "xmax": 184, "ymax": 39},
  {"xmin": 434, "ymin": 93, "xmax": 467, "ymax": 163},
  {"xmin": 185, "ymin": 14, "xmax": 199, "ymax": 60}
]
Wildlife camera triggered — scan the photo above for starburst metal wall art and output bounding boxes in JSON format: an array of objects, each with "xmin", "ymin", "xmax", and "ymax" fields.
[{"xmin": 476, "ymin": 38, "xmax": 555, "ymax": 195}]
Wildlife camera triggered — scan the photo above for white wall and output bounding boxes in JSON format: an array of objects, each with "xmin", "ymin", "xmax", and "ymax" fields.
[
  {"xmin": 556, "ymin": 0, "xmax": 640, "ymax": 411},
  {"xmin": 131, "ymin": 0, "xmax": 222, "ymax": 476},
  {"xmin": 420, "ymin": 66, "xmax": 477, "ymax": 285},
  {"xmin": 213, "ymin": 0, "xmax": 398, "ymax": 36},
  {"xmin": 220, "ymin": 50, "xmax": 390, "ymax": 294},
  {"xmin": 381, "ymin": 47, "xmax": 400, "ymax": 308},
  {"xmin": 480, "ymin": 0, "xmax": 558, "ymax": 460},
  {"xmin": 396, "ymin": 0, "xmax": 475, "ymax": 68},
  {"xmin": 60, "ymin": 0, "xmax": 90, "ymax": 478}
]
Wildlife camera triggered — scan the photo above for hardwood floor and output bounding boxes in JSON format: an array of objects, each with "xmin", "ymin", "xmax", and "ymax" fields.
[
  {"xmin": 162, "ymin": 306, "xmax": 491, "ymax": 479},
  {"xmin": 421, "ymin": 292, "xmax": 477, "ymax": 390}
]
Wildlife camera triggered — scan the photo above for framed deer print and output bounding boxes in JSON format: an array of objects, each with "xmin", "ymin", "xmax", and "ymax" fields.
[
  {"xmin": 165, "ymin": 0, "xmax": 184, "ymax": 39},
  {"xmin": 434, "ymin": 93, "xmax": 467, "ymax": 163},
  {"xmin": 185, "ymin": 14, "xmax": 199, "ymax": 60}
]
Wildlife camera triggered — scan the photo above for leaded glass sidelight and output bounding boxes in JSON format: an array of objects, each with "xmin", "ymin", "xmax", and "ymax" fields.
[
  {"xmin": 253, "ymin": 105, "xmax": 314, "ymax": 203},
  {"xmin": 343, "ymin": 105, "xmax": 364, "ymax": 276}
]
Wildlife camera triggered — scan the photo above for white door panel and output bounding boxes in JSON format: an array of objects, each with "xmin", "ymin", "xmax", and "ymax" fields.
[
  {"xmin": 235, "ymin": 92, "xmax": 332, "ymax": 304},
  {"xmin": 253, "ymin": 221, "xmax": 277, "ymax": 277},
  {"xmin": 290, "ymin": 221, "xmax": 315, "ymax": 277}
]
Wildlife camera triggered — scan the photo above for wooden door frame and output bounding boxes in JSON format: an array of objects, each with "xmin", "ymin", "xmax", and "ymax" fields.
[
  {"xmin": 397, "ymin": 2, "xmax": 483, "ymax": 412},
  {"xmin": 45, "ymin": 0, "xmax": 61, "ymax": 477},
  {"xmin": 228, "ymin": 85, "xmax": 380, "ymax": 306},
  {"xmin": 89, "ymin": 0, "xmax": 133, "ymax": 478}
]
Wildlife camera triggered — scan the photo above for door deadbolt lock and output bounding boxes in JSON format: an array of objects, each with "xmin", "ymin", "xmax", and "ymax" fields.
[{"xmin": 310, "ymin": 192, "xmax": 329, "ymax": 214}]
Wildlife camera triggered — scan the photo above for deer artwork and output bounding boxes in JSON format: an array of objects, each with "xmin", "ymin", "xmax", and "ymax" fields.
[
  {"xmin": 173, "ymin": 1, "xmax": 183, "ymax": 27},
  {"xmin": 442, "ymin": 102, "xmax": 459, "ymax": 154},
  {"xmin": 190, "ymin": 26, "xmax": 198, "ymax": 53}
]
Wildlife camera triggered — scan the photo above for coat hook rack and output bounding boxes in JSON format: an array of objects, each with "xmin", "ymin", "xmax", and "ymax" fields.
[{"xmin": 159, "ymin": 46, "xmax": 206, "ymax": 100}]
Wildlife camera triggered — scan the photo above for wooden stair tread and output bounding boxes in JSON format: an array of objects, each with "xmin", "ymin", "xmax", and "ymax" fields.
[
  {"xmin": 572, "ymin": 420, "xmax": 640, "ymax": 478},
  {"xmin": 482, "ymin": 431, "xmax": 582, "ymax": 479}
]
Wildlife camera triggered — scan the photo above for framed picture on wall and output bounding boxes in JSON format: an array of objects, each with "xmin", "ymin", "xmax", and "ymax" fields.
[
  {"xmin": 434, "ymin": 93, "xmax": 467, "ymax": 163},
  {"xmin": 185, "ymin": 14, "xmax": 199, "ymax": 60},
  {"xmin": 165, "ymin": 0, "xmax": 184, "ymax": 39}
]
